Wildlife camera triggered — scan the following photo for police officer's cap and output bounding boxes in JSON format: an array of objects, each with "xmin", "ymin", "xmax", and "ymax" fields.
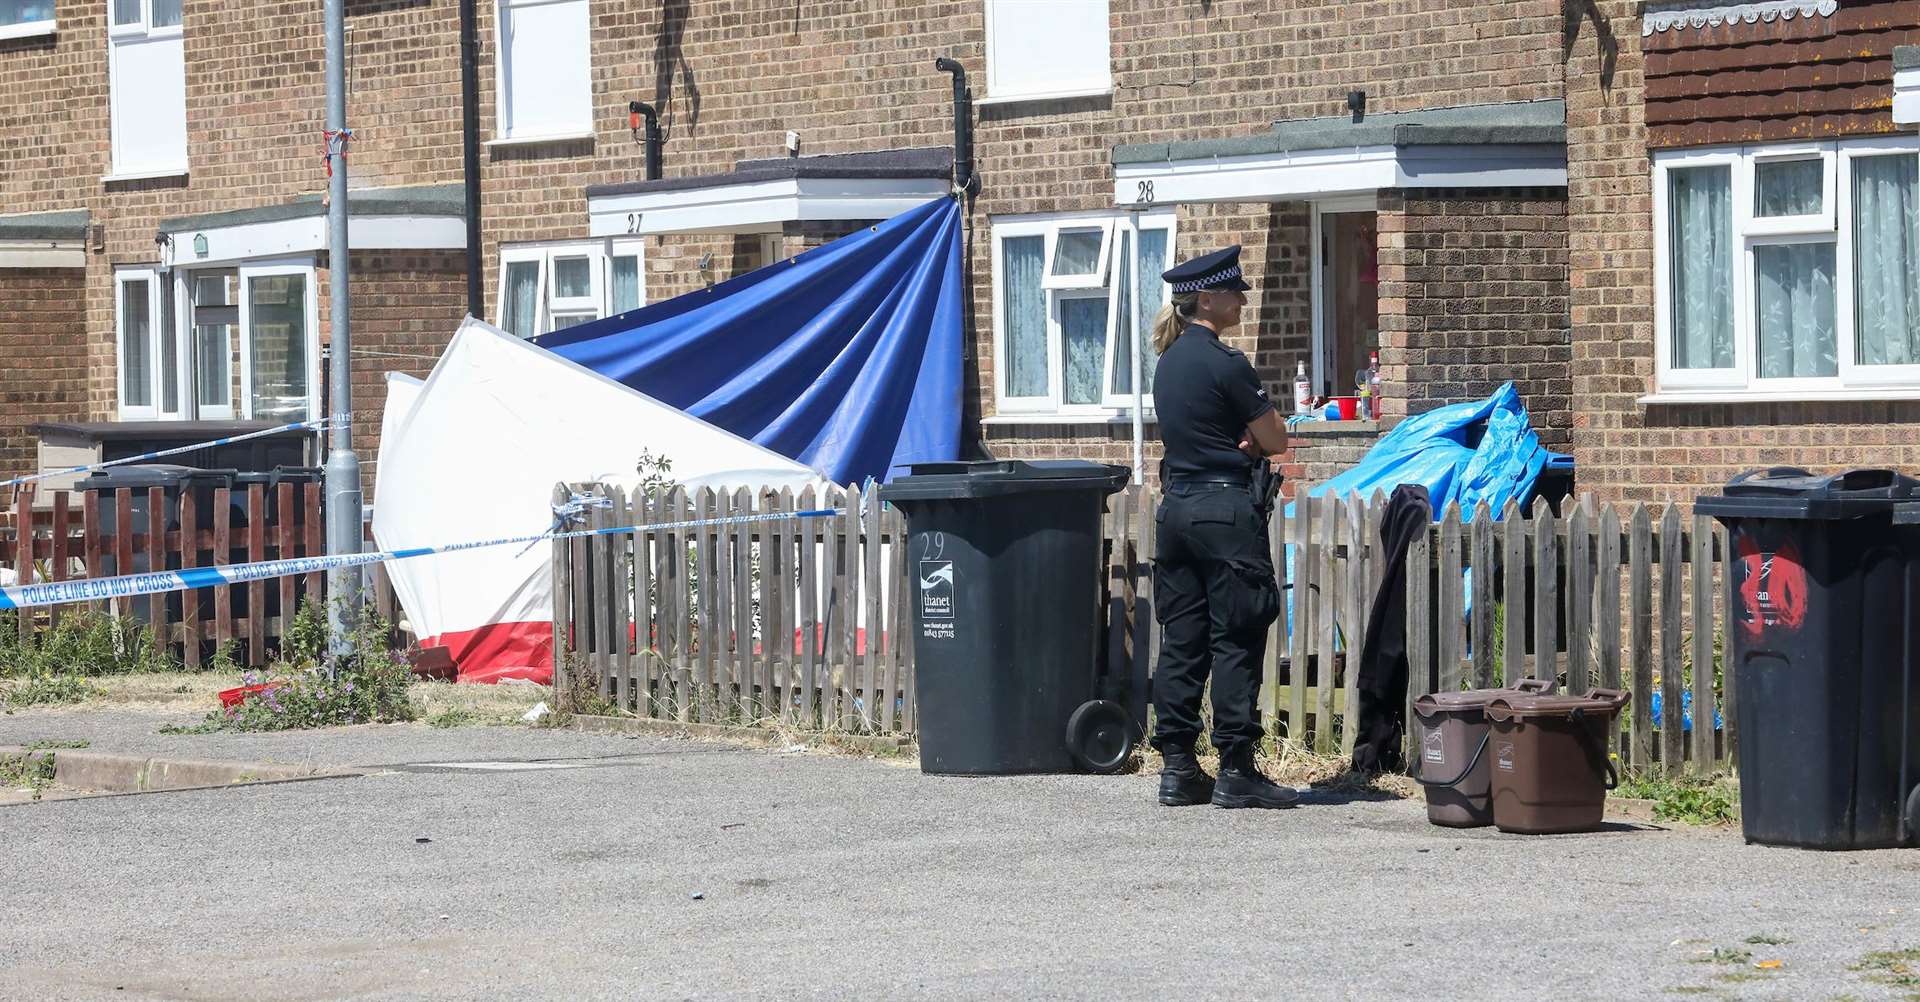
[{"xmin": 1161, "ymin": 245, "xmax": 1251, "ymax": 294}]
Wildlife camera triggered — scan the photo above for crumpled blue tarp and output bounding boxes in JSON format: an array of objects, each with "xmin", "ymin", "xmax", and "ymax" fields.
[
  {"xmin": 1283, "ymin": 383, "xmax": 1557, "ymax": 639},
  {"xmin": 1294, "ymin": 381, "xmax": 1551, "ymax": 517},
  {"xmin": 535, "ymin": 198, "xmax": 965, "ymax": 485}
]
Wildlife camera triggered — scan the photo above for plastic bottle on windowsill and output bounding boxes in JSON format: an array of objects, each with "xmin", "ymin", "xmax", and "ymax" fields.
[{"xmin": 1366, "ymin": 351, "xmax": 1382, "ymax": 421}]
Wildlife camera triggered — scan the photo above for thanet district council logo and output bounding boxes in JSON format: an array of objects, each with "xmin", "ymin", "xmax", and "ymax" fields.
[{"xmin": 918, "ymin": 559, "xmax": 955, "ymax": 639}]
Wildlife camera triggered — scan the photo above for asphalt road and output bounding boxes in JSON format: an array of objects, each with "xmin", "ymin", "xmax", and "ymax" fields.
[{"xmin": 1, "ymin": 710, "xmax": 1917, "ymax": 1001}]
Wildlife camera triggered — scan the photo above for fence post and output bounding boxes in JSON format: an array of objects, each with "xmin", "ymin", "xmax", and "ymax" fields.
[
  {"xmin": 1690, "ymin": 512, "xmax": 1716, "ymax": 775},
  {"xmin": 14, "ymin": 487, "xmax": 32, "ymax": 646},
  {"xmin": 1470, "ymin": 503, "xmax": 1494, "ymax": 689},
  {"xmin": 550, "ymin": 483, "xmax": 572, "ymax": 711},
  {"xmin": 1532, "ymin": 499, "xmax": 1558, "ymax": 689},
  {"xmin": 1660, "ymin": 506, "xmax": 1686, "ymax": 775},
  {"xmin": 49, "ymin": 492, "xmax": 69, "ymax": 632},
  {"xmin": 798, "ymin": 486, "xmax": 821, "ymax": 730},
  {"xmin": 1629, "ymin": 504, "xmax": 1655, "ymax": 771},
  {"xmin": 1567, "ymin": 499, "xmax": 1592, "ymax": 695},
  {"xmin": 1437, "ymin": 503, "xmax": 1463, "ymax": 693},
  {"xmin": 1341, "ymin": 496, "xmax": 1366, "ymax": 758}
]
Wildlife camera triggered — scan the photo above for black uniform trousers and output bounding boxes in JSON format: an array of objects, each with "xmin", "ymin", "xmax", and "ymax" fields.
[{"xmin": 1151, "ymin": 483, "xmax": 1281, "ymax": 756}]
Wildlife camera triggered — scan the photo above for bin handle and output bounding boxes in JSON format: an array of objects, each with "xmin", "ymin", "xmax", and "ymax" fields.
[
  {"xmin": 1584, "ymin": 687, "xmax": 1631, "ymax": 711},
  {"xmin": 1727, "ymin": 466, "xmax": 1814, "ymax": 487},
  {"xmin": 1410, "ymin": 731, "xmax": 1491, "ymax": 789},
  {"xmin": 1515, "ymin": 678, "xmax": 1552, "ymax": 694},
  {"xmin": 1569, "ymin": 708, "xmax": 1620, "ymax": 792}
]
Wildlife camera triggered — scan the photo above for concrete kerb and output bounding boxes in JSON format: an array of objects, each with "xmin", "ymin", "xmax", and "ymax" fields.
[
  {"xmin": 559, "ymin": 714, "xmax": 915, "ymax": 758},
  {"xmin": 0, "ymin": 746, "xmax": 361, "ymax": 801}
]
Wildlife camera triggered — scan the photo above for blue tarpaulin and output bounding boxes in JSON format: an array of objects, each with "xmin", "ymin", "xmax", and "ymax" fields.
[
  {"xmin": 1295, "ymin": 382, "xmax": 1553, "ymax": 517},
  {"xmin": 536, "ymin": 198, "xmax": 965, "ymax": 485},
  {"xmin": 1284, "ymin": 383, "xmax": 1563, "ymax": 640}
]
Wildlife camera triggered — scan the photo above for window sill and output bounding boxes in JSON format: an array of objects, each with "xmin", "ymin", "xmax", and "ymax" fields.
[
  {"xmin": 0, "ymin": 20, "xmax": 55, "ymax": 40},
  {"xmin": 975, "ymin": 88, "xmax": 1113, "ymax": 108},
  {"xmin": 981, "ymin": 412, "xmax": 1155, "ymax": 428},
  {"xmin": 1641, "ymin": 388, "xmax": 1920, "ymax": 405},
  {"xmin": 102, "ymin": 167, "xmax": 188, "ymax": 184},
  {"xmin": 485, "ymin": 131, "xmax": 594, "ymax": 149}
]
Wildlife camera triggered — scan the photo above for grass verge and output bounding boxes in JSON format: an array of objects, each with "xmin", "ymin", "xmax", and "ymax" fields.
[{"xmin": 1613, "ymin": 774, "xmax": 1740, "ymax": 826}]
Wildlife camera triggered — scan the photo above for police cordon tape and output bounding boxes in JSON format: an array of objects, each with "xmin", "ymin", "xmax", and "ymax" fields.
[
  {"xmin": 0, "ymin": 418, "xmax": 338, "ymax": 491},
  {"xmin": 0, "ymin": 506, "xmax": 845, "ymax": 612}
]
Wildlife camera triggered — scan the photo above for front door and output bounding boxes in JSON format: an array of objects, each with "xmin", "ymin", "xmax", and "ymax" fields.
[{"xmin": 1316, "ymin": 208, "xmax": 1380, "ymax": 398}]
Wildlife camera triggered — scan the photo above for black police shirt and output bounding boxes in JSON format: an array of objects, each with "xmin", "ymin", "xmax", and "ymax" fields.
[{"xmin": 1154, "ymin": 324, "xmax": 1275, "ymax": 481}]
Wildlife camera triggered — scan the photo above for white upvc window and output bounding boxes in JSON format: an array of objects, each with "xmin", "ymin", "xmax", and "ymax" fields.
[
  {"xmin": 991, "ymin": 210, "xmax": 1175, "ymax": 417},
  {"xmin": 496, "ymin": 239, "xmax": 646, "ymax": 338},
  {"xmin": 116, "ymin": 261, "xmax": 318, "ymax": 421},
  {"xmin": 981, "ymin": 0, "xmax": 1111, "ymax": 104},
  {"xmin": 493, "ymin": 0, "xmax": 593, "ymax": 143},
  {"xmin": 1653, "ymin": 137, "xmax": 1920, "ymax": 399},
  {"xmin": 238, "ymin": 261, "xmax": 320, "ymax": 422},
  {"xmin": 0, "ymin": 0, "xmax": 56, "ymax": 40},
  {"xmin": 116, "ymin": 268, "xmax": 165, "ymax": 420},
  {"xmin": 106, "ymin": 0, "xmax": 187, "ymax": 179}
]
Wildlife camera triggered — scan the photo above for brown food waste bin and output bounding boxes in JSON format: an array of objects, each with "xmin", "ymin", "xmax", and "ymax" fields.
[
  {"xmin": 1484, "ymin": 688, "xmax": 1631, "ymax": 834},
  {"xmin": 1411, "ymin": 678, "xmax": 1552, "ymax": 828}
]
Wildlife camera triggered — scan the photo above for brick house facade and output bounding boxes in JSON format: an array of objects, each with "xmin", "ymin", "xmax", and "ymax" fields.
[
  {"xmin": 1567, "ymin": 0, "xmax": 1920, "ymax": 507},
  {"xmin": 7, "ymin": 0, "xmax": 1906, "ymax": 507}
]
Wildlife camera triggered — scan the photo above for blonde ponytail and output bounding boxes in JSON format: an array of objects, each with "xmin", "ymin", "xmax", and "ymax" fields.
[{"xmin": 1152, "ymin": 291, "xmax": 1201, "ymax": 355}]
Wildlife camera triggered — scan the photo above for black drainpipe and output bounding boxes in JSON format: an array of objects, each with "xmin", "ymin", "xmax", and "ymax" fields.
[
  {"xmin": 933, "ymin": 57, "xmax": 979, "ymax": 196},
  {"xmin": 629, "ymin": 101, "xmax": 663, "ymax": 180},
  {"xmin": 459, "ymin": 0, "xmax": 482, "ymax": 317}
]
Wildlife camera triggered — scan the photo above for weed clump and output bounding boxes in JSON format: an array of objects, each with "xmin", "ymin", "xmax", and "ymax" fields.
[{"xmin": 175, "ymin": 601, "xmax": 417, "ymax": 733}]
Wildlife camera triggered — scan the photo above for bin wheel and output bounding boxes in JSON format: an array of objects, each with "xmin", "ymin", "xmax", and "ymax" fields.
[{"xmin": 1066, "ymin": 700, "xmax": 1138, "ymax": 775}]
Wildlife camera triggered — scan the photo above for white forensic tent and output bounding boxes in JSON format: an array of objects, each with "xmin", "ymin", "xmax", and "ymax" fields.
[{"xmin": 373, "ymin": 317, "xmax": 824, "ymax": 683}]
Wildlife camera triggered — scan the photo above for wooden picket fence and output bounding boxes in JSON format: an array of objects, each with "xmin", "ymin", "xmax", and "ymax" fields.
[
  {"xmin": 3, "ymin": 484, "xmax": 404, "ymax": 667},
  {"xmin": 552, "ymin": 482, "xmax": 912, "ymax": 732},
  {"xmin": 558, "ymin": 482, "xmax": 1735, "ymax": 777}
]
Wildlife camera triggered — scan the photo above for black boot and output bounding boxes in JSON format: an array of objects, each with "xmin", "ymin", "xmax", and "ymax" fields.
[
  {"xmin": 1158, "ymin": 745, "xmax": 1215, "ymax": 807},
  {"xmin": 1212, "ymin": 744, "xmax": 1299, "ymax": 809}
]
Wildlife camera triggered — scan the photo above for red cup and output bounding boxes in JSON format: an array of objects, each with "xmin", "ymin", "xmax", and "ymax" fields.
[{"xmin": 1330, "ymin": 396, "xmax": 1360, "ymax": 420}]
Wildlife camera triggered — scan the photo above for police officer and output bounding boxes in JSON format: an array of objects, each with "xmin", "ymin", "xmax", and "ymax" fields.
[{"xmin": 1150, "ymin": 245, "xmax": 1296, "ymax": 809}]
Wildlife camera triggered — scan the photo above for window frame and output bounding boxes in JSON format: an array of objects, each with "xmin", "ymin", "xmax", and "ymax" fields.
[
  {"xmin": 115, "ymin": 267, "xmax": 162, "ymax": 421},
  {"xmin": 236, "ymin": 259, "xmax": 321, "ymax": 423},
  {"xmin": 106, "ymin": 0, "xmax": 187, "ymax": 179},
  {"xmin": 175, "ymin": 267, "xmax": 239, "ymax": 422},
  {"xmin": 0, "ymin": 0, "xmax": 56, "ymax": 39},
  {"xmin": 493, "ymin": 238, "xmax": 646, "ymax": 338},
  {"xmin": 990, "ymin": 209, "xmax": 1176, "ymax": 419},
  {"xmin": 980, "ymin": 0, "xmax": 1114, "ymax": 104},
  {"xmin": 492, "ymin": 0, "xmax": 594, "ymax": 143},
  {"xmin": 1653, "ymin": 136, "xmax": 1920, "ymax": 399}
]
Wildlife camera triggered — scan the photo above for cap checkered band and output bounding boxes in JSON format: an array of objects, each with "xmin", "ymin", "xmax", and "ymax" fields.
[{"xmin": 1172, "ymin": 264, "xmax": 1241, "ymax": 293}]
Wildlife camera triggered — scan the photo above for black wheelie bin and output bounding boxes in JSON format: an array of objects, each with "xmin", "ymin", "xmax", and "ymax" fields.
[
  {"xmin": 1696, "ymin": 468, "xmax": 1920, "ymax": 850},
  {"xmin": 880, "ymin": 461, "xmax": 1131, "ymax": 775}
]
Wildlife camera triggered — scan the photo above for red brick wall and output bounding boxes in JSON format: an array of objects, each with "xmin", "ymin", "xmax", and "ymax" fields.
[
  {"xmin": 339, "ymin": 250, "xmax": 468, "ymax": 494},
  {"xmin": 0, "ymin": 269, "xmax": 90, "ymax": 481},
  {"xmin": 1377, "ymin": 188, "xmax": 1571, "ymax": 447}
]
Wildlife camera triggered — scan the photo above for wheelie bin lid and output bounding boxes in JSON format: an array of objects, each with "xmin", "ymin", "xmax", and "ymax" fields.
[
  {"xmin": 1413, "ymin": 679, "xmax": 1552, "ymax": 718},
  {"xmin": 78, "ymin": 464, "xmax": 239, "ymax": 492},
  {"xmin": 1693, "ymin": 467, "xmax": 1920, "ymax": 521},
  {"xmin": 879, "ymin": 460, "xmax": 1131, "ymax": 502},
  {"xmin": 1484, "ymin": 688, "xmax": 1630, "ymax": 723}
]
